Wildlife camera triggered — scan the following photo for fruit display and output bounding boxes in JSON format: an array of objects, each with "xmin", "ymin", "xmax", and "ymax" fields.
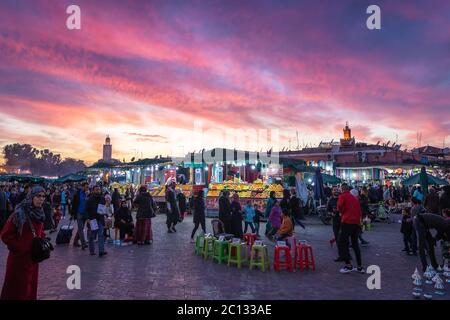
[
  {"xmin": 206, "ymin": 182, "xmax": 284, "ymax": 200},
  {"xmin": 268, "ymin": 184, "xmax": 284, "ymax": 192},
  {"xmin": 149, "ymin": 184, "xmax": 193, "ymax": 199},
  {"xmin": 207, "ymin": 190, "xmax": 220, "ymax": 197}
]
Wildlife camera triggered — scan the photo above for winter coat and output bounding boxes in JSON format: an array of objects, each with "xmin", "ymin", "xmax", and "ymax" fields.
[
  {"xmin": 86, "ymin": 193, "xmax": 105, "ymax": 224},
  {"xmin": 1, "ymin": 213, "xmax": 45, "ymax": 300},
  {"xmin": 193, "ymin": 197, "xmax": 205, "ymax": 224},
  {"xmin": 165, "ymin": 188, "xmax": 180, "ymax": 223},
  {"xmin": 134, "ymin": 192, "xmax": 156, "ymax": 219}
]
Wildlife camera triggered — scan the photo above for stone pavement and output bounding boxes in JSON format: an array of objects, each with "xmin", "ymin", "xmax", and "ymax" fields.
[{"xmin": 0, "ymin": 214, "xmax": 448, "ymax": 300}]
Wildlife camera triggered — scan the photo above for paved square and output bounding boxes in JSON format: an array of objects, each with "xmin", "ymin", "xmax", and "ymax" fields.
[{"xmin": 0, "ymin": 214, "xmax": 448, "ymax": 300}]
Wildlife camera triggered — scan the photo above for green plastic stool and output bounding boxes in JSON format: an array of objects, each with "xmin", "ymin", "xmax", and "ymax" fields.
[
  {"xmin": 228, "ymin": 242, "xmax": 248, "ymax": 268},
  {"xmin": 203, "ymin": 236, "xmax": 215, "ymax": 260},
  {"xmin": 249, "ymin": 245, "xmax": 270, "ymax": 272},
  {"xmin": 212, "ymin": 240, "xmax": 229, "ymax": 264},
  {"xmin": 195, "ymin": 234, "xmax": 205, "ymax": 255}
]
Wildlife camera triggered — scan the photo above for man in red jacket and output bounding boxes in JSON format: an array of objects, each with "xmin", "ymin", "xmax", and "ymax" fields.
[{"xmin": 337, "ymin": 184, "xmax": 364, "ymax": 274}]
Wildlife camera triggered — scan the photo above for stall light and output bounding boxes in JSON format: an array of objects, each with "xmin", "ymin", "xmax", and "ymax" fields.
[
  {"xmin": 352, "ymin": 173, "xmax": 356, "ymax": 178},
  {"xmin": 308, "ymin": 178, "xmax": 312, "ymax": 183},
  {"xmin": 113, "ymin": 170, "xmax": 117, "ymax": 175},
  {"xmin": 251, "ymin": 165, "xmax": 256, "ymax": 170},
  {"xmin": 146, "ymin": 167, "xmax": 150, "ymax": 171},
  {"xmin": 204, "ymin": 167, "xmax": 208, "ymax": 171}
]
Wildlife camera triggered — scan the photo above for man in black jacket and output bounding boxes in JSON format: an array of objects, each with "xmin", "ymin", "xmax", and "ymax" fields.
[
  {"xmin": 86, "ymin": 185, "xmax": 106, "ymax": 257},
  {"xmin": 71, "ymin": 182, "xmax": 89, "ymax": 249}
]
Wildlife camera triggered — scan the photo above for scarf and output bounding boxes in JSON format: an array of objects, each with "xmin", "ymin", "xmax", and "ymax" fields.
[{"xmin": 10, "ymin": 186, "xmax": 45, "ymax": 236}]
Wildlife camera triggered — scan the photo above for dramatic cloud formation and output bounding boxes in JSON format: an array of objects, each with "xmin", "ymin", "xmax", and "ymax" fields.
[{"xmin": 0, "ymin": 0, "xmax": 449, "ymax": 163}]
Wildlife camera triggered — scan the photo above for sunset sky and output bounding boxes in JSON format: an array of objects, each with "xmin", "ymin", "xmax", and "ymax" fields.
[{"xmin": 0, "ymin": 0, "xmax": 449, "ymax": 164}]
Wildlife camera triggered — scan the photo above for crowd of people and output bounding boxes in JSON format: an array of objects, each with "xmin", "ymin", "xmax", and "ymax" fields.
[{"xmin": 0, "ymin": 179, "xmax": 449, "ymax": 299}]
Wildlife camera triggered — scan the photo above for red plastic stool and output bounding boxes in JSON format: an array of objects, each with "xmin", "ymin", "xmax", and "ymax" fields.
[
  {"xmin": 273, "ymin": 245, "xmax": 292, "ymax": 271},
  {"xmin": 243, "ymin": 233, "xmax": 257, "ymax": 247},
  {"xmin": 294, "ymin": 243, "xmax": 316, "ymax": 271}
]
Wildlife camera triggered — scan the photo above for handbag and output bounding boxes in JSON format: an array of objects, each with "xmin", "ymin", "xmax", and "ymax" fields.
[{"xmin": 26, "ymin": 215, "xmax": 54, "ymax": 263}]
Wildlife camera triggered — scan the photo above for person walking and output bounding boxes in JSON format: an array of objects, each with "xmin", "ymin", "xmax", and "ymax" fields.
[
  {"xmin": 71, "ymin": 182, "xmax": 89, "ymax": 250},
  {"xmin": 253, "ymin": 204, "xmax": 264, "ymax": 237},
  {"xmin": 190, "ymin": 190, "xmax": 206, "ymax": 242},
  {"xmin": 133, "ymin": 185, "xmax": 155, "ymax": 245},
  {"xmin": 243, "ymin": 200, "xmax": 256, "ymax": 233},
  {"xmin": 87, "ymin": 185, "xmax": 107, "ymax": 257},
  {"xmin": 1, "ymin": 186, "xmax": 47, "ymax": 300},
  {"xmin": 337, "ymin": 184, "xmax": 364, "ymax": 274},
  {"xmin": 165, "ymin": 180, "xmax": 180, "ymax": 233}
]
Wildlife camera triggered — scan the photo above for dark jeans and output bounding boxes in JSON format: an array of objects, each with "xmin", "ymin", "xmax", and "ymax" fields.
[
  {"xmin": 73, "ymin": 214, "xmax": 88, "ymax": 245},
  {"xmin": 338, "ymin": 223, "xmax": 362, "ymax": 267},
  {"xmin": 332, "ymin": 216, "xmax": 341, "ymax": 240},
  {"xmin": 403, "ymin": 232, "xmax": 412, "ymax": 251},
  {"xmin": 244, "ymin": 222, "xmax": 255, "ymax": 233},
  {"xmin": 191, "ymin": 219, "xmax": 206, "ymax": 239}
]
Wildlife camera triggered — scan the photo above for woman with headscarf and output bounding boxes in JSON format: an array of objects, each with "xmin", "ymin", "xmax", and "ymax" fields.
[
  {"xmin": 230, "ymin": 193, "xmax": 243, "ymax": 239},
  {"xmin": 114, "ymin": 199, "xmax": 134, "ymax": 244},
  {"xmin": 1, "ymin": 186, "xmax": 47, "ymax": 300}
]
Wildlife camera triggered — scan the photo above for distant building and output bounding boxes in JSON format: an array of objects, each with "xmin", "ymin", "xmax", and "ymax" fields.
[
  {"xmin": 103, "ymin": 135, "xmax": 112, "ymax": 162},
  {"xmin": 280, "ymin": 123, "xmax": 418, "ymax": 183}
]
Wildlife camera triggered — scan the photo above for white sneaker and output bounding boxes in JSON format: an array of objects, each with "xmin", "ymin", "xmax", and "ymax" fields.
[{"xmin": 340, "ymin": 265, "xmax": 354, "ymax": 274}]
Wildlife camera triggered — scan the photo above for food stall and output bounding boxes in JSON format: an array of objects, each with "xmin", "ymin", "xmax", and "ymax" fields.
[{"xmin": 205, "ymin": 179, "xmax": 284, "ymax": 216}]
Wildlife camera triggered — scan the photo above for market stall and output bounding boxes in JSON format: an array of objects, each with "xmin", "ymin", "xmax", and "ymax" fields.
[{"xmin": 205, "ymin": 179, "xmax": 284, "ymax": 216}]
